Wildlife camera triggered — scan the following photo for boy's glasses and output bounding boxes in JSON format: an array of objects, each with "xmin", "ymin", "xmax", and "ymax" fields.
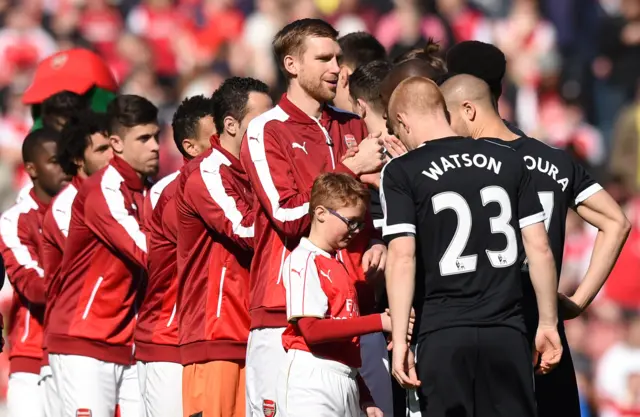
[{"xmin": 327, "ymin": 208, "xmax": 365, "ymax": 233}]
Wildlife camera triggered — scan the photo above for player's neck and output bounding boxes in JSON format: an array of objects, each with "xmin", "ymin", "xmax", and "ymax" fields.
[
  {"xmin": 33, "ymin": 183, "xmax": 53, "ymax": 204},
  {"xmin": 77, "ymin": 169, "xmax": 89, "ymax": 180},
  {"xmin": 287, "ymin": 85, "xmax": 323, "ymax": 119},
  {"xmin": 219, "ymin": 133, "xmax": 241, "ymax": 159},
  {"xmin": 473, "ymin": 118, "xmax": 519, "ymax": 142},
  {"xmin": 115, "ymin": 154, "xmax": 143, "ymax": 179},
  {"xmin": 364, "ymin": 114, "xmax": 388, "ymax": 137},
  {"xmin": 307, "ymin": 229, "xmax": 335, "ymax": 254},
  {"xmin": 416, "ymin": 123, "xmax": 458, "ymax": 146}
]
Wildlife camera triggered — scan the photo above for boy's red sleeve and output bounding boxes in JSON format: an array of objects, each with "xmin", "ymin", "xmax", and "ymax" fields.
[{"xmin": 295, "ymin": 315, "xmax": 382, "ymax": 344}]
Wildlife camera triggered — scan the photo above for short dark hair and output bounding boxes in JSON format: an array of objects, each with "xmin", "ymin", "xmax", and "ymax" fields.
[
  {"xmin": 211, "ymin": 77, "xmax": 269, "ymax": 134},
  {"xmin": 41, "ymin": 91, "xmax": 89, "ymax": 130},
  {"xmin": 106, "ymin": 95, "xmax": 158, "ymax": 136},
  {"xmin": 172, "ymin": 95, "xmax": 213, "ymax": 157},
  {"xmin": 446, "ymin": 41, "xmax": 506, "ymax": 99},
  {"xmin": 337, "ymin": 32, "xmax": 386, "ymax": 69},
  {"xmin": 349, "ymin": 60, "xmax": 393, "ymax": 114},
  {"xmin": 22, "ymin": 127, "xmax": 60, "ymax": 163},
  {"xmin": 57, "ymin": 110, "xmax": 108, "ymax": 176},
  {"xmin": 273, "ymin": 18, "xmax": 339, "ymax": 78}
]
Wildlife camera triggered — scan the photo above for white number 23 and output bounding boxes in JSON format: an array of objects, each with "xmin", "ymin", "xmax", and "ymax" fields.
[{"xmin": 432, "ymin": 186, "xmax": 518, "ymax": 276}]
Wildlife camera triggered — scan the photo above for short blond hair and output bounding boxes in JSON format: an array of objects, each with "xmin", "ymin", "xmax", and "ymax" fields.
[{"xmin": 309, "ymin": 173, "xmax": 370, "ymax": 215}]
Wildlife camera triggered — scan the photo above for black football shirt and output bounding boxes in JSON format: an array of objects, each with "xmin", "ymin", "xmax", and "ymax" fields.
[
  {"xmin": 488, "ymin": 136, "xmax": 602, "ymax": 330},
  {"xmin": 381, "ymin": 136, "xmax": 545, "ymax": 335}
]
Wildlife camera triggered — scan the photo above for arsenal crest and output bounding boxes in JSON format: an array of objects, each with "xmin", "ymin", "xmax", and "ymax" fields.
[
  {"xmin": 263, "ymin": 399, "xmax": 277, "ymax": 417},
  {"xmin": 344, "ymin": 134, "xmax": 357, "ymax": 149}
]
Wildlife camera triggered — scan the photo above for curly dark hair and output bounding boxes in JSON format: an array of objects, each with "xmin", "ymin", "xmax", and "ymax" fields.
[
  {"xmin": 171, "ymin": 95, "xmax": 213, "ymax": 157},
  {"xmin": 211, "ymin": 77, "xmax": 269, "ymax": 134},
  {"xmin": 57, "ymin": 110, "xmax": 108, "ymax": 176}
]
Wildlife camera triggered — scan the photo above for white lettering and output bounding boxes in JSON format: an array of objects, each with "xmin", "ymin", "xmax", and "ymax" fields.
[
  {"xmin": 441, "ymin": 157, "xmax": 456, "ymax": 172},
  {"xmin": 558, "ymin": 178, "xmax": 568, "ymax": 191},
  {"xmin": 473, "ymin": 154, "xmax": 488, "ymax": 168},
  {"xmin": 524, "ymin": 155, "xmax": 536, "ymax": 170},
  {"xmin": 548, "ymin": 165, "xmax": 559, "ymax": 180},
  {"xmin": 462, "ymin": 153, "xmax": 473, "ymax": 167},
  {"xmin": 422, "ymin": 161, "xmax": 444, "ymax": 181},
  {"xmin": 450, "ymin": 154, "xmax": 462, "ymax": 168},
  {"xmin": 487, "ymin": 158, "xmax": 502, "ymax": 175}
]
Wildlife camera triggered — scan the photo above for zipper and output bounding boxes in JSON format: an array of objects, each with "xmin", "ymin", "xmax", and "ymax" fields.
[
  {"xmin": 312, "ymin": 118, "xmax": 336, "ymax": 170},
  {"xmin": 276, "ymin": 237, "xmax": 288, "ymax": 285},
  {"xmin": 216, "ymin": 267, "xmax": 227, "ymax": 318},
  {"xmin": 82, "ymin": 276, "xmax": 104, "ymax": 320}
]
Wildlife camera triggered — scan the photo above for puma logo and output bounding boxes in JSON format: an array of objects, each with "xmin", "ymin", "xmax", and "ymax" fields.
[
  {"xmin": 291, "ymin": 268, "xmax": 302, "ymax": 278},
  {"xmin": 319, "ymin": 269, "xmax": 332, "ymax": 283},
  {"xmin": 249, "ymin": 136, "xmax": 259, "ymax": 142},
  {"xmin": 291, "ymin": 142, "xmax": 308, "ymax": 155}
]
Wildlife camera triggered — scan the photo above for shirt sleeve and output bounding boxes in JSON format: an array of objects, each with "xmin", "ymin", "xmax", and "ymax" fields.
[
  {"xmin": 41, "ymin": 212, "xmax": 65, "ymax": 299},
  {"xmin": 571, "ymin": 157, "xmax": 602, "ymax": 207},
  {"xmin": 283, "ymin": 252, "xmax": 328, "ymax": 320},
  {"xmin": 0, "ymin": 210, "xmax": 46, "ymax": 304},
  {"xmin": 380, "ymin": 160, "xmax": 416, "ymax": 241},
  {"xmin": 517, "ymin": 161, "xmax": 546, "ymax": 229},
  {"xmin": 84, "ymin": 187, "xmax": 148, "ymax": 269},
  {"xmin": 241, "ymin": 124, "xmax": 312, "ymax": 239},
  {"xmin": 187, "ymin": 153, "xmax": 254, "ymax": 251}
]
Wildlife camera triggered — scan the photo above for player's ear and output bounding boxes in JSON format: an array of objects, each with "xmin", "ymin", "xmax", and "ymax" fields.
[
  {"xmin": 109, "ymin": 134, "xmax": 124, "ymax": 154},
  {"xmin": 283, "ymin": 54, "xmax": 299, "ymax": 78},
  {"xmin": 224, "ymin": 115, "xmax": 238, "ymax": 137},
  {"xmin": 314, "ymin": 205, "xmax": 327, "ymax": 223},
  {"xmin": 356, "ymin": 99, "xmax": 367, "ymax": 119},
  {"xmin": 339, "ymin": 67, "xmax": 350, "ymax": 88},
  {"xmin": 181, "ymin": 138, "xmax": 198, "ymax": 158},
  {"xmin": 462, "ymin": 101, "xmax": 476, "ymax": 122},
  {"xmin": 24, "ymin": 161, "xmax": 37, "ymax": 179}
]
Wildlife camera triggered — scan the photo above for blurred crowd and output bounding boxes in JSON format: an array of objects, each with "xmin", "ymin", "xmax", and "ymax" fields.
[{"xmin": 1, "ymin": 0, "xmax": 640, "ymax": 415}]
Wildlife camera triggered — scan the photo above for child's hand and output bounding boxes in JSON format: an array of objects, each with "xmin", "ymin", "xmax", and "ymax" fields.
[
  {"xmin": 380, "ymin": 311, "xmax": 392, "ymax": 332},
  {"xmin": 363, "ymin": 404, "xmax": 384, "ymax": 417}
]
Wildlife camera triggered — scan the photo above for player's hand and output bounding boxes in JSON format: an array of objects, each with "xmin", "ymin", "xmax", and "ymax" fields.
[
  {"xmin": 558, "ymin": 293, "xmax": 583, "ymax": 320},
  {"xmin": 533, "ymin": 325, "xmax": 563, "ymax": 375},
  {"xmin": 383, "ymin": 135, "xmax": 408, "ymax": 159},
  {"xmin": 341, "ymin": 147, "xmax": 358, "ymax": 162},
  {"xmin": 342, "ymin": 132, "xmax": 385, "ymax": 175},
  {"xmin": 362, "ymin": 242, "xmax": 386, "ymax": 281},
  {"xmin": 360, "ymin": 172, "xmax": 381, "ymax": 189},
  {"xmin": 363, "ymin": 404, "xmax": 384, "ymax": 417},
  {"xmin": 392, "ymin": 342, "xmax": 421, "ymax": 389}
]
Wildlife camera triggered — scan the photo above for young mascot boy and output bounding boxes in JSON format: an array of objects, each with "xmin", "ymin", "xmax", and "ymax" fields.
[{"xmin": 278, "ymin": 172, "xmax": 400, "ymax": 417}]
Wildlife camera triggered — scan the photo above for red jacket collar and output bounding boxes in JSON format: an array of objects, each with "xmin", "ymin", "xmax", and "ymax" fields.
[
  {"xmin": 71, "ymin": 175, "xmax": 84, "ymax": 190},
  {"xmin": 278, "ymin": 93, "xmax": 334, "ymax": 125},
  {"xmin": 110, "ymin": 156, "xmax": 144, "ymax": 192},
  {"xmin": 210, "ymin": 134, "xmax": 244, "ymax": 174},
  {"xmin": 28, "ymin": 189, "xmax": 50, "ymax": 214}
]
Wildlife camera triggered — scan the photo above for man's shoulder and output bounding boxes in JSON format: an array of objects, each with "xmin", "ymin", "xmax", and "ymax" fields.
[
  {"xmin": 51, "ymin": 183, "xmax": 79, "ymax": 214},
  {"xmin": 0, "ymin": 196, "xmax": 36, "ymax": 226},
  {"xmin": 246, "ymin": 106, "xmax": 291, "ymax": 139}
]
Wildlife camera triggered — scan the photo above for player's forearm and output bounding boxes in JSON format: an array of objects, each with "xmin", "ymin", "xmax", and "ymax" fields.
[
  {"xmin": 573, "ymin": 218, "xmax": 631, "ymax": 309},
  {"xmin": 296, "ymin": 315, "xmax": 383, "ymax": 344},
  {"xmin": 526, "ymin": 247, "xmax": 559, "ymax": 327},
  {"xmin": 385, "ymin": 252, "xmax": 415, "ymax": 346}
]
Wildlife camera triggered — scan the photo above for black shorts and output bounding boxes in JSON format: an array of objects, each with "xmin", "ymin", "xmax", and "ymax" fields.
[
  {"xmin": 416, "ymin": 326, "xmax": 536, "ymax": 417},
  {"xmin": 533, "ymin": 327, "xmax": 581, "ymax": 417}
]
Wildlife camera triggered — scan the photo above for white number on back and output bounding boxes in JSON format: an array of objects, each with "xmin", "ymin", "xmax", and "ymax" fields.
[
  {"xmin": 432, "ymin": 187, "xmax": 518, "ymax": 276},
  {"xmin": 537, "ymin": 191, "xmax": 554, "ymax": 231}
]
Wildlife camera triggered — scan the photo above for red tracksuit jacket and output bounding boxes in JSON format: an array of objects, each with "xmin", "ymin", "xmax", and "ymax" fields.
[
  {"xmin": 134, "ymin": 173, "xmax": 180, "ymax": 363},
  {"xmin": 176, "ymin": 137, "xmax": 254, "ymax": 365},
  {"xmin": 47, "ymin": 157, "xmax": 147, "ymax": 365},
  {"xmin": 41, "ymin": 176, "xmax": 83, "ymax": 367},
  {"xmin": 0, "ymin": 189, "xmax": 48, "ymax": 374},
  {"xmin": 239, "ymin": 94, "xmax": 368, "ymax": 329}
]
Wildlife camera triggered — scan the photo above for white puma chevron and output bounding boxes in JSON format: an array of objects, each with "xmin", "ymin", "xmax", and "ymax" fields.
[
  {"xmin": 292, "ymin": 142, "xmax": 308, "ymax": 155},
  {"xmin": 319, "ymin": 269, "xmax": 332, "ymax": 283}
]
